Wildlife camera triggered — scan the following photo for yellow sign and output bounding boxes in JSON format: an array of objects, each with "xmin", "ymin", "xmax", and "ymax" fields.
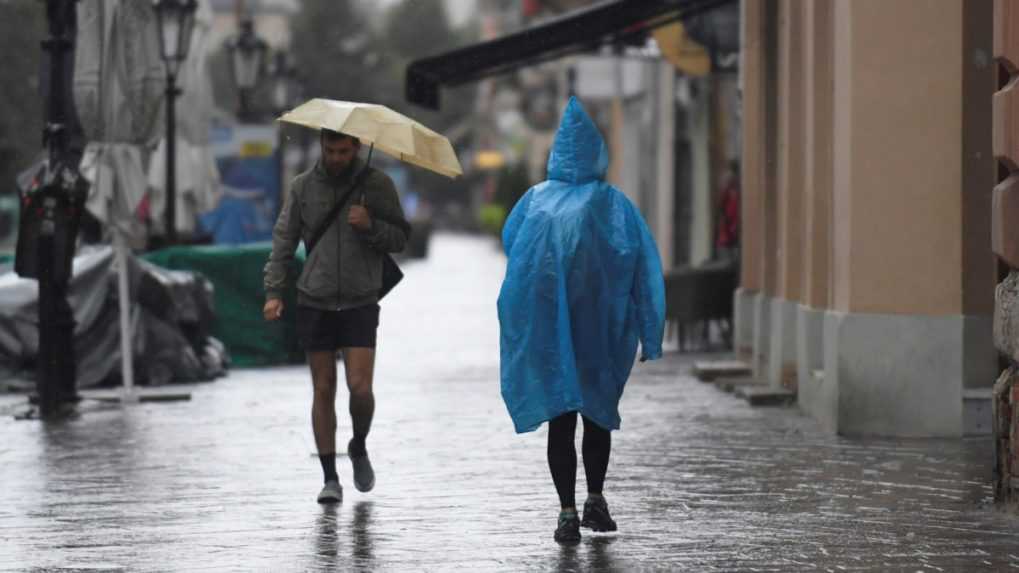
[
  {"xmin": 474, "ymin": 150, "xmax": 506, "ymax": 170},
  {"xmin": 240, "ymin": 141, "xmax": 274, "ymax": 158},
  {"xmin": 653, "ymin": 21, "xmax": 711, "ymax": 77}
]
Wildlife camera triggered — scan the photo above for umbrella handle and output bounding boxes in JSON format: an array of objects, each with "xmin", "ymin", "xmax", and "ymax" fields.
[{"xmin": 359, "ymin": 144, "xmax": 374, "ymax": 206}]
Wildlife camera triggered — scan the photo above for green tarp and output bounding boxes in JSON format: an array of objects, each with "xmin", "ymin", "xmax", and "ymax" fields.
[{"xmin": 143, "ymin": 242, "xmax": 306, "ymax": 368}]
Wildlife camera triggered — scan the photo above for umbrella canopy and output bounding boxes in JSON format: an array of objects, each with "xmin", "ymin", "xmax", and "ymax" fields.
[
  {"xmin": 278, "ymin": 99, "xmax": 463, "ymax": 178},
  {"xmin": 71, "ymin": 0, "xmax": 166, "ymax": 395},
  {"xmin": 74, "ymin": 0, "xmax": 163, "ymax": 146}
]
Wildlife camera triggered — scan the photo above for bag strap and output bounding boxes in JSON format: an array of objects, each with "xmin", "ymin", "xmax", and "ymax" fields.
[
  {"xmin": 306, "ymin": 146, "xmax": 374, "ymax": 255},
  {"xmin": 369, "ymin": 211, "xmax": 413, "ymax": 238},
  {"xmin": 355, "ymin": 177, "xmax": 412, "ymax": 238}
]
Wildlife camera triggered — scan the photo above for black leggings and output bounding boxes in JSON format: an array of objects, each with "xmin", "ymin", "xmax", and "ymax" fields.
[{"xmin": 547, "ymin": 411, "xmax": 611, "ymax": 509}]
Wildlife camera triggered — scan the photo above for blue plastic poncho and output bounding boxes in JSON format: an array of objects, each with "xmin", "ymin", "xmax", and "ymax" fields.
[{"xmin": 497, "ymin": 97, "xmax": 666, "ymax": 434}]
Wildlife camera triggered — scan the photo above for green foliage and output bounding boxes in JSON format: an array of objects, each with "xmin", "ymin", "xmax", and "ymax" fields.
[
  {"xmin": 478, "ymin": 203, "xmax": 507, "ymax": 238},
  {"xmin": 290, "ymin": 0, "xmax": 385, "ymax": 106},
  {"xmin": 385, "ymin": 0, "xmax": 452, "ymax": 60},
  {"xmin": 0, "ymin": 2, "xmax": 45, "ymax": 195},
  {"xmin": 382, "ymin": 0, "xmax": 477, "ymax": 130},
  {"xmin": 286, "ymin": 0, "xmax": 481, "ymax": 204},
  {"xmin": 478, "ymin": 163, "xmax": 533, "ymax": 238}
]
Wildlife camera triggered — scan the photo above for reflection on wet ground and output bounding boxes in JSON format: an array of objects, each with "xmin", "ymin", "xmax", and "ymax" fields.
[{"xmin": 1, "ymin": 235, "xmax": 1018, "ymax": 571}]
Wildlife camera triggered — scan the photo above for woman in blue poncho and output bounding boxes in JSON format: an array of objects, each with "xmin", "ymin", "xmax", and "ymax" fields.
[{"xmin": 497, "ymin": 97, "xmax": 666, "ymax": 543}]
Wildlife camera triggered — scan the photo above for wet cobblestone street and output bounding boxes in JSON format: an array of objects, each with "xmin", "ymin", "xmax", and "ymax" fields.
[{"xmin": 2, "ymin": 234, "xmax": 1018, "ymax": 572}]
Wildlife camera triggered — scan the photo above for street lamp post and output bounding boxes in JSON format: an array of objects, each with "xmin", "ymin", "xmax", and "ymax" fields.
[
  {"xmin": 21, "ymin": 0, "xmax": 86, "ymax": 417},
  {"xmin": 153, "ymin": 0, "xmax": 198, "ymax": 246},
  {"xmin": 228, "ymin": 19, "xmax": 268, "ymax": 122}
]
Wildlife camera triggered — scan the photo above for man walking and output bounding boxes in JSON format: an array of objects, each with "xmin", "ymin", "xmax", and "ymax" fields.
[{"xmin": 263, "ymin": 129, "xmax": 408, "ymax": 503}]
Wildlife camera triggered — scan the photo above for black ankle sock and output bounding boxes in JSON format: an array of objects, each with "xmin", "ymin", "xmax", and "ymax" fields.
[
  {"xmin": 319, "ymin": 453, "xmax": 338, "ymax": 483},
  {"xmin": 349, "ymin": 435, "xmax": 367, "ymax": 457}
]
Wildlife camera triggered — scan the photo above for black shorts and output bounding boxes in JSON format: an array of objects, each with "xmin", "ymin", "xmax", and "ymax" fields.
[{"xmin": 296, "ymin": 304, "xmax": 380, "ymax": 351}]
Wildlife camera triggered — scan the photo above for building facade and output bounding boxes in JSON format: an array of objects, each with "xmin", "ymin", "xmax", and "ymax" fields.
[{"xmin": 736, "ymin": 0, "xmax": 997, "ymax": 437}]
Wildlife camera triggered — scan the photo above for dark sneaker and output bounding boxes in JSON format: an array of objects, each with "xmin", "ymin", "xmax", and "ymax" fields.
[
  {"xmin": 317, "ymin": 480, "xmax": 343, "ymax": 504},
  {"xmin": 581, "ymin": 497, "xmax": 618, "ymax": 532},
  {"xmin": 554, "ymin": 512, "xmax": 581, "ymax": 544},
  {"xmin": 349, "ymin": 439, "xmax": 375, "ymax": 493}
]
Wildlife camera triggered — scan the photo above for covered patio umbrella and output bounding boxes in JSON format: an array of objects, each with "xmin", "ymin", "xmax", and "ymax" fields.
[{"xmin": 73, "ymin": 0, "xmax": 164, "ymax": 397}]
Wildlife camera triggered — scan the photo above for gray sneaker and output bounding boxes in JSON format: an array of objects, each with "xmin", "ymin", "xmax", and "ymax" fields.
[
  {"xmin": 349, "ymin": 439, "xmax": 375, "ymax": 492},
  {"xmin": 317, "ymin": 480, "xmax": 343, "ymax": 504}
]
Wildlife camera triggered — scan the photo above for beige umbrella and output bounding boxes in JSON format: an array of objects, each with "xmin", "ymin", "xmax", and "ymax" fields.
[{"xmin": 277, "ymin": 98, "xmax": 463, "ymax": 178}]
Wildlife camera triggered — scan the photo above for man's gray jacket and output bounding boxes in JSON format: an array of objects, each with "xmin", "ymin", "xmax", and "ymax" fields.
[{"xmin": 264, "ymin": 157, "xmax": 408, "ymax": 310}]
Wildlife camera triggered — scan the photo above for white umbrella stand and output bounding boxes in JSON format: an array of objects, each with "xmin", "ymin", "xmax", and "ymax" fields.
[{"xmin": 82, "ymin": 163, "xmax": 190, "ymax": 406}]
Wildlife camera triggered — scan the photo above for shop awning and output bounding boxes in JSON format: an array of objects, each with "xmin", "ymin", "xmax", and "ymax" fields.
[{"xmin": 405, "ymin": 0, "xmax": 736, "ymax": 109}]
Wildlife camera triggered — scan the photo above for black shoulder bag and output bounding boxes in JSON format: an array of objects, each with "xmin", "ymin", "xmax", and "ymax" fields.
[{"xmin": 355, "ymin": 188, "xmax": 408, "ymax": 300}]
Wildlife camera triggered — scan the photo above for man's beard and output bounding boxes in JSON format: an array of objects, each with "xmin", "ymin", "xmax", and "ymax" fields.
[{"xmin": 325, "ymin": 161, "xmax": 352, "ymax": 177}]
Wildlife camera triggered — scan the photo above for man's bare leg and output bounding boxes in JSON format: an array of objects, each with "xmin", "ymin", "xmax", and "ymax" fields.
[
  {"xmin": 308, "ymin": 351, "xmax": 339, "ymax": 487},
  {"xmin": 342, "ymin": 347, "xmax": 376, "ymax": 492},
  {"xmin": 342, "ymin": 347, "xmax": 375, "ymax": 454}
]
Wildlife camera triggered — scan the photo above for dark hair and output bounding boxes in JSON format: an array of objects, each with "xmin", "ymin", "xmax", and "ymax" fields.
[{"xmin": 320, "ymin": 129, "xmax": 360, "ymax": 146}]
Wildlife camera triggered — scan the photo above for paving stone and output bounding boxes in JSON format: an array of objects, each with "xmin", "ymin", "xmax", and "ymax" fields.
[{"xmin": 1, "ymin": 235, "xmax": 1018, "ymax": 571}]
